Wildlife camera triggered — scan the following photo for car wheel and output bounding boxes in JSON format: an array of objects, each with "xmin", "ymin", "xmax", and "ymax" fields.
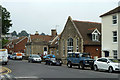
[
  {"xmin": 67, "ymin": 62, "xmax": 72, "ymax": 68},
  {"xmin": 94, "ymin": 65, "xmax": 98, "ymax": 71},
  {"xmin": 108, "ymin": 67, "xmax": 113, "ymax": 73},
  {"xmin": 28, "ymin": 60, "xmax": 30, "ymax": 63},
  {"xmin": 80, "ymin": 62, "xmax": 84, "ymax": 69},
  {"xmin": 49, "ymin": 62, "xmax": 52, "ymax": 65}
]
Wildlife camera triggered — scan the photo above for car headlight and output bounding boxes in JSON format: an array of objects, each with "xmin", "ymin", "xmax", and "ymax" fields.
[
  {"xmin": 52, "ymin": 60, "xmax": 56, "ymax": 62},
  {"xmin": 115, "ymin": 64, "xmax": 120, "ymax": 67}
]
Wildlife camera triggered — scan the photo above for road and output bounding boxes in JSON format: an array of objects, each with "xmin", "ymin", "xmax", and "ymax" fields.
[{"xmin": 1, "ymin": 60, "xmax": 120, "ymax": 80}]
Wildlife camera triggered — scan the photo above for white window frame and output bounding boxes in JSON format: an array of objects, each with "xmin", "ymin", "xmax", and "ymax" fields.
[
  {"xmin": 113, "ymin": 50, "xmax": 117, "ymax": 59},
  {"xmin": 113, "ymin": 31, "xmax": 117, "ymax": 43},
  {"xmin": 76, "ymin": 38, "xmax": 79, "ymax": 52},
  {"xmin": 112, "ymin": 15, "xmax": 117, "ymax": 25},
  {"xmin": 67, "ymin": 38, "xmax": 73, "ymax": 52},
  {"xmin": 63, "ymin": 40, "xmax": 65, "ymax": 56},
  {"xmin": 92, "ymin": 29, "xmax": 100, "ymax": 42}
]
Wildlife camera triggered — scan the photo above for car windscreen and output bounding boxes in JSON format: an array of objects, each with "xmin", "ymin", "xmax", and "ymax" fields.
[
  {"xmin": 82, "ymin": 54, "xmax": 90, "ymax": 58},
  {"xmin": 32, "ymin": 55, "xmax": 40, "ymax": 58},
  {"xmin": 109, "ymin": 59, "xmax": 120, "ymax": 63}
]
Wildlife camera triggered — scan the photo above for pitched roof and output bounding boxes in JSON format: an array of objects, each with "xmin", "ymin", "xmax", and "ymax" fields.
[
  {"xmin": 4, "ymin": 36, "xmax": 27, "ymax": 47},
  {"xmin": 50, "ymin": 34, "xmax": 61, "ymax": 47},
  {"xmin": 73, "ymin": 20, "xmax": 101, "ymax": 45},
  {"xmin": 100, "ymin": 6, "xmax": 120, "ymax": 17},
  {"xmin": 30, "ymin": 35, "xmax": 52, "ymax": 43}
]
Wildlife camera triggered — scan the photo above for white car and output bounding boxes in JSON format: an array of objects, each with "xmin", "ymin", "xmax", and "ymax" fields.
[{"xmin": 94, "ymin": 58, "xmax": 120, "ymax": 73}]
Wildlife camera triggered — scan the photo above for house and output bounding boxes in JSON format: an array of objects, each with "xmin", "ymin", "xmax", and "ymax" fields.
[
  {"xmin": 49, "ymin": 34, "xmax": 61, "ymax": 58},
  {"xmin": 26, "ymin": 30, "xmax": 57, "ymax": 56},
  {"xmin": 4, "ymin": 36, "xmax": 28, "ymax": 54},
  {"xmin": 100, "ymin": 6, "xmax": 120, "ymax": 59},
  {"xmin": 58, "ymin": 16, "xmax": 101, "ymax": 64}
]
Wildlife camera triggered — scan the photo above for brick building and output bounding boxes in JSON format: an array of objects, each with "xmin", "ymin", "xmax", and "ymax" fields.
[
  {"xmin": 58, "ymin": 16, "xmax": 101, "ymax": 64},
  {"xmin": 4, "ymin": 36, "xmax": 28, "ymax": 54}
]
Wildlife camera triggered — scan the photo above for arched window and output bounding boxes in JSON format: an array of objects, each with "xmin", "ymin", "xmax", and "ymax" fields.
[
  {"xmin": 67, "ymin": 38, "xmax": 73, "ymax": 52},
  {"xmin": 63, "ymin": 40, "xmax": 65, "ymax": 56},
  {"xmin": 76, "ymin": 38, "xmax": 79, "ymax": 52}
]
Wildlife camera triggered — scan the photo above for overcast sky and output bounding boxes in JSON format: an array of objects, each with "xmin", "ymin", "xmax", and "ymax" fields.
[{"xmin": 1, "ymin": 0, "xmax": 119, "ymax": 35}]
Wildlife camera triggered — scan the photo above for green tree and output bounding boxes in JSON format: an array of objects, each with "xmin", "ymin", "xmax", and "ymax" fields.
[
  {"xmin": 18, "ymin": 30, "xmax": 29, "ymax": 37},
  {"xmin": 11, "ymin": 31, "xmax": 17, "ymax": 36},
  {"xmin": 2, "ymin": 6, "xmax": 12, "ymax": 34}
]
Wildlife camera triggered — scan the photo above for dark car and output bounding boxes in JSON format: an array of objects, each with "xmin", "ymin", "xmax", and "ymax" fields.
[
  {"xmin": 44, "ymin": 54, "xmax": 62, "ymax": 66},
  {"xmin": 28, "ymin": 54, "xmax": 42, "ymax": 63}
]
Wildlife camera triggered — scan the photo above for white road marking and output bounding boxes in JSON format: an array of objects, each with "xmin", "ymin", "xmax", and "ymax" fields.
[{"xmin": 15, "ymin": 76, "xmax": 39, "ymax": 79}]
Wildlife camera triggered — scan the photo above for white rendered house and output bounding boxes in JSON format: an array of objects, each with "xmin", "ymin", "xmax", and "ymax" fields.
[{"xmin": 100, "ymin": 6, "xmax": 120, "ymax": 59}]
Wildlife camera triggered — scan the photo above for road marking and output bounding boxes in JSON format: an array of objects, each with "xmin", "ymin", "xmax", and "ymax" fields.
[
  {"xmin": 15, "ymin": 76, "xmax": 39, "ymax": 78},
  {"xmin": 0, "ymin": 67, "xmax": 12, "ymax": 75}
]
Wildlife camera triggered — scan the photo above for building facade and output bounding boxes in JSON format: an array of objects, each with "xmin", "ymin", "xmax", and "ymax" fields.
[
  {"xmin": 4, "ymin": 36, "xmax": 28, "ymax": 54},
  {"xmin": 58, "ymin": 16, "xmax": 101, "ymax": 64},
  {"xmin": 100, "ymin": 6, "xmax": 120, "ymax": 59},
  {"xmin": 26, "ymin": 30, "xmax": 57, "ymax": 56}
]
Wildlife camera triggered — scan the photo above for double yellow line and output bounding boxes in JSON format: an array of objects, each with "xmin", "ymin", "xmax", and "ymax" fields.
[{"xmin": 0, "ymin": 67, "xmax": 12, "ymax": 75}]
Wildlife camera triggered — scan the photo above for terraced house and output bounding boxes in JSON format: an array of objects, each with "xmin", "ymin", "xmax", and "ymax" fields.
[
  {"xmin": 100, "ymin": 6, "xmax": 120, "ymax": 59},
  {"xmin": 58, "ymin": 16, "xmax": 101, "ymax": 64}
]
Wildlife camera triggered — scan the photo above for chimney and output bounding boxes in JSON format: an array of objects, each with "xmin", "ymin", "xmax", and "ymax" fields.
[
  {"xmin": 35, "ymin": 31, "xmax": 39, "ymax": 35},
  {"xmin": 51, "ymin": 29, "xmax": 57, "ymax": 37}
]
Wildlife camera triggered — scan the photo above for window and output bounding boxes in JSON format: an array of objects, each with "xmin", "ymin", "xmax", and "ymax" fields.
[
  {"xmin": 92, "ymin": 31, "xmax": 99, "ymax": 41},
  {"xmin": 63, "ymin": 40, "xmax": 65, "ymax": 56},
  {"xmin": 113, "ymin": 31, "xmax": 117, "ymax": 42},
  {"xmin": 67, "ymin": 38, "xmax": 73, "ymax": 52},
  {"xmin": 76, "ymin": 38, "xmax": 79, "ymax": 52},
  {"xmin": 44, "ymin": 47, "xmax": 47, "ymax": 51},
  {"xmin": 113, "ymin": 50, "xmax": 117, "ymax": 59},
  {"xmin": 112, "ymin": 15, "xmax": 117, "ymax": 24}
]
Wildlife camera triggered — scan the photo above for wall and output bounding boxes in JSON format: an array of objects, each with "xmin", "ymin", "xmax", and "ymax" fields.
[
  {"xmin": 84, "ymin": 45, "xmax": 101, "ymax": 59},
  {"xmin": 101, "ymin": 14, "xmax": 118, "ymax": 58}
]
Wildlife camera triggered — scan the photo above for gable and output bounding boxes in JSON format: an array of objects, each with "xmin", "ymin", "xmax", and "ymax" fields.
[{"xmin": 60, "ymin": 16, "xmax": 82, "ymax": 39}]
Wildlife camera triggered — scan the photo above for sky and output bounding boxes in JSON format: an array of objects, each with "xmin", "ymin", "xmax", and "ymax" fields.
[{"xmin": 0, "ymin": 0, "xmax": 120, "ymax": 35}]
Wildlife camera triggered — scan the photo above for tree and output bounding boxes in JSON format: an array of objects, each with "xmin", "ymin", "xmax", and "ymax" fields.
[
  {"xmin": 2, "ymin": 6, "xmax": 12, "ymax": 34},
  {"xmin": 11, "ymin": 31, "xmax": 17, "ymax": 36},
  {"xmin": 41, "ymin": 32, "xmax": 45, "ymax": 35},
  {"xmin": 18, "ymin": 30, "xmax": 29, "ymax": 37}
]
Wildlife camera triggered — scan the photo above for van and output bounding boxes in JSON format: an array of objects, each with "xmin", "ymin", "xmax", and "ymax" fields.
[
  {"xmin": 0, "ymin": 49, "xmax": 8, "ymax": 65},
  {"xmin": 12, "ymin": 53, "xmax": 22, "ymax": 60}
]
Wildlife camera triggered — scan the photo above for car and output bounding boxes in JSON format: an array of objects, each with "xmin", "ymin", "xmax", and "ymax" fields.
[
  {"xmin": 45, "ymin": 58, "xmax": 62, "ymax": 66},
  {"xmin": 67, "ymin": 52, "xmax": 94, "ymax": 69},
  {"xmin": 94, "ymin": 58, "xmax": 120, "ymax": 73},
  {"xmin": 28, "ymin": 54, "xmax": 42, "ymax": 63},
  {"xmin": 44, "ymin": 54, "xmax": 62, "ymax": 66},
  {"xmin": 12, "ymin": 53, "xmax": 23, "ymax": 60}
]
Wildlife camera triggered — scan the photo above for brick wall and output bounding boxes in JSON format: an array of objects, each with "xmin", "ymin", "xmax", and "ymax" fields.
[
  {"xmin": 14, "ymin": 37, "xmax": 28, "ymax": 53},
  {"xmin": 84, "ymin": 45, "xmax": 101, "ymax": 59}
]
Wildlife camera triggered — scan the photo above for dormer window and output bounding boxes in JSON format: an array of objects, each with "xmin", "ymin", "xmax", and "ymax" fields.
[
  {"xmin": 112, "ymin": 15, "xmax": 117, "ymax": 24},
  {"xmin": 92, "ymin": 29, "xmax": 100, "ymax": 41}
]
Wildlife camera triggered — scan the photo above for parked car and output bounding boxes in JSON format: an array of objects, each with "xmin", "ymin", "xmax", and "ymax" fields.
[
  {"xmin": 28, "ymin": 54, "xmax": 42, "ymax": 63},
  {"xmin": 67, "ymin": 52, "xmax": 94, "ymax": 69},
  {"xmin": 94, "ymin": 58, "xmax": 120, "ymax": 73},
  {"xmin": 44, "ymin": 54, "xmax": 62, "ymax": 66},
  {"xmin": 12, "ymin": 53, "xmax": 22, "ymax": 60}
]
